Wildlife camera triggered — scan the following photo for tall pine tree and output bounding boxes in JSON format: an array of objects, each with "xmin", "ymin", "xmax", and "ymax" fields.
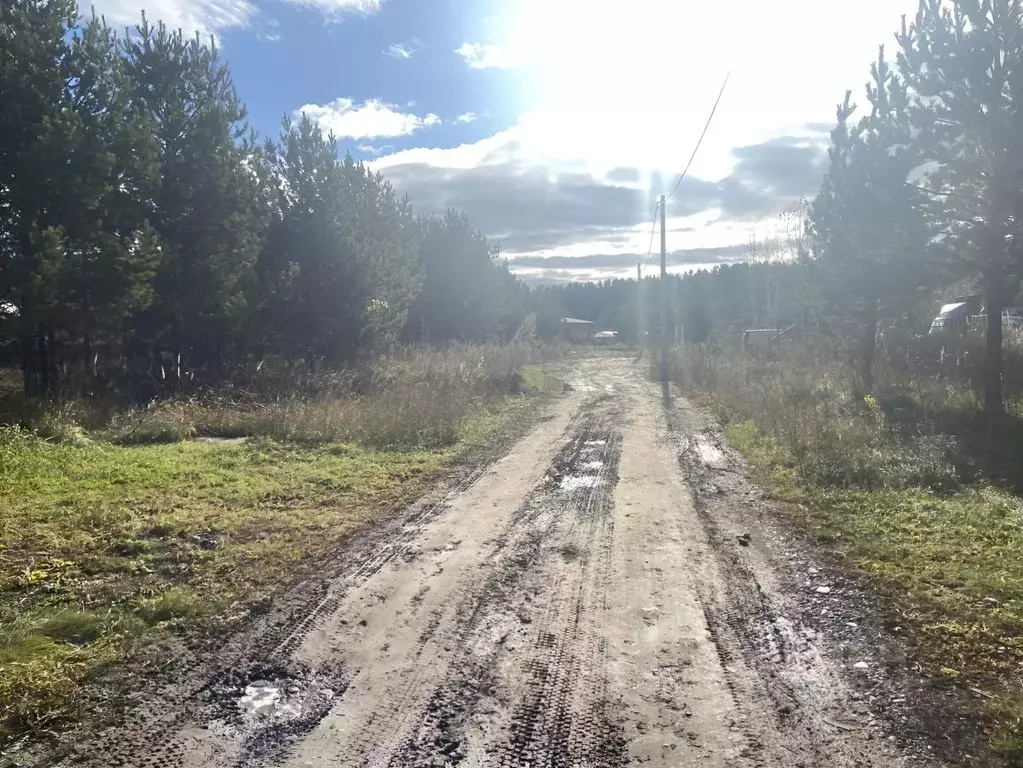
[
  {"xmin": 897, "ymin": 0, "xmax": 1023, "ymax": 441},
  {"xmin": 809, "ymin": 47, "xmax": 932, "ymax": 394}
]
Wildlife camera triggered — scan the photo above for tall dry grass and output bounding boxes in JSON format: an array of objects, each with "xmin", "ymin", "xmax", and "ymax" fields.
[
  {"xmin": 669, "ymin": 336, "xmax": 974, "ymax": 491},
  {"xmin": 3, "ymin": 343, "xmax": 547, "ymax": 450}
]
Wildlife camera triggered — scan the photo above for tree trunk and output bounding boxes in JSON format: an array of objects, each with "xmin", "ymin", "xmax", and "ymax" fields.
[
  {"xmin": 856, "ymin": 302, "xmax": 878, "ymax": 398},
  {"xmin": 18, "ymin": 229, "xmax": 39, "ymax": 398},
  {"xmin": 20, "ymin": 327, "xmax": 36, "ymax": 397},
  {"xmin": 19, "ymin": 294, "xmax": 36, "ymax": 396},
  {"xmin": 985, "ymin": 287, "xmax": 1004, "ymax": 458},
  {"xmin": 36, "ymin": 325, "xmax": 49, "ymax": 398}
]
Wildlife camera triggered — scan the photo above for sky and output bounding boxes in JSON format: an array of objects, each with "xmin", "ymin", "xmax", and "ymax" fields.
[{"xmin": 87, "ymin": 0, "xmax": 920, "ymax": 284}]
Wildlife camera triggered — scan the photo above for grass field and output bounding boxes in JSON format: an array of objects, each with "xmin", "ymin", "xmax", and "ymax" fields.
[
  {"xmin": 671, "ymin": 342, "xmax": 1023, "ymax": 760},
  {"xmin": 0, "ymin": 345, "xmax": 561, "ymax": 749}
]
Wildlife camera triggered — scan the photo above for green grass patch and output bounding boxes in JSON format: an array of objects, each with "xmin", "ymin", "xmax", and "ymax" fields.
[
  {"xmin": 0, "ymin": 359, "xmax": 562, "ymax": 750},
  {"xmin": 726, "ymin": 417, "xmax": 1023, "ymax": 759},
  {"xmin": 518, "ymin": 364, "xmax": 564, "ymax": 395},
  {"xmin": 0, "ymin": 434, "xmax": 446, "ymax": 744}
]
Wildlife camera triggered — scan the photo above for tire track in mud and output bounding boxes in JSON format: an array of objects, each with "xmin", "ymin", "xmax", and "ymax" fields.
[
  {"xmin": 671, "ymin": 416, "xmax": 834, "ymax": 765},
  {"xmin": 378, "ymin": 396, "xmax": 629, "ymax": 768},
  {"xmin": 666, "ymin": 404, "xmax": 910, "ymax": 767},
  {"xmin": 498, "ymin": 426, "xmax": 625, "ymax": 768},
  {"xmin": 295, "ymin": 426, "xmax": 594, "ymax": 767}
]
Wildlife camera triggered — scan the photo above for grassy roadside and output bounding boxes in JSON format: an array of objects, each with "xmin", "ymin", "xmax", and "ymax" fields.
[
  {"xmin": 671, "ymin": 344, "xmax": 1023, "ymax": 761},
  {"xmin": 0, "ymin": 348, "xmax": 562, "ymax": 752}
]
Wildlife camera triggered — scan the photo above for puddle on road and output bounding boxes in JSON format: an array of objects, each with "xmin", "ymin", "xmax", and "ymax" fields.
[
  {"xmin": 236, "ymin": 677, "xmax": 335, "ymax": 723},
  {"xmin": 196, "ymin": 668, "xmax": 343, "ymax": 763},
  {"xmin": 695, "ymin": 436, "xmax": 725, "ymax": 466},
  {"xmin": 560, "ymin": 475, "xmax": 600, "ymax": 491},
  {"xmin": 240, "ymin": 682, "xmax": 286, "ymax": 718}
]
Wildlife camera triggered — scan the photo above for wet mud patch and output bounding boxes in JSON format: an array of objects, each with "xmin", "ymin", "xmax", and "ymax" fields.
[
  {"xmin": 667, "ymin": 396, "xmax": 974, "ymax": 767},
  {"xmin": 384, "ymin": 395, "xmax": 628, "ymax": 767},
  {"xmin": 200, "ymin": 661, "xmax": 347, "ymax": 764}
]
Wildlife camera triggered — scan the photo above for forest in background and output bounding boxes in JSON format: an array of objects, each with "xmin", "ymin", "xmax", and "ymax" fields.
[
  {"xmin": 6, "ymin": 0, "xmax": 1023, "ymax": 418},
  {"xmin": 0, "ymin": 1, "xmax": 537, "ymax": 403}
]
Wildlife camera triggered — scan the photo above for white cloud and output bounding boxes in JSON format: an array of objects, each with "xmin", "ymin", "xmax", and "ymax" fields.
[
  {"xmin": 405, "ymin": 1, "xmax": 919, "ymax": 188},
  {"xmin": 86, "ymin": 0, "xmax": 253, "ymax": 36},
  {"xmin": 454, "ymin": 43, "xmax": 520, "ymax": 70},
  {"xmin": 369, "ymin": 105, "xmax": 829, "ymax": 261},
  {"xmin": 87, "ymin": 0, "xmax": 382, "ymax": 36},
  {"xmin": 296, "ymin": 98, "xmax": 440, "ymax": 140},
  {"xmin": 455, "ymin": 112, "xmax": 478, "ymax": 124},
  {"xmin": 384, "ymin": 43, "xmax": 414, "ymax": 59},
  {"xmin": 387, "ymin": 0, "xmax": 918, "ymax": 273},
  {"xmin": 284, "ymin": 0, "xmax": 382, "ymax": 12}
]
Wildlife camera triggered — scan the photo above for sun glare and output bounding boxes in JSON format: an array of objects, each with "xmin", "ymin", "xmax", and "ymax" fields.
[{"xmin": 490, "ymin": 0, "xmax": 918, "ymax": 177}]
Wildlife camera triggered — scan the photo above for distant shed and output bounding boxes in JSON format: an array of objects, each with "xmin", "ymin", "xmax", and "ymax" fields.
[{"xmin": 560, "ymin": 317, "xmax": 595, "ymax": 340}]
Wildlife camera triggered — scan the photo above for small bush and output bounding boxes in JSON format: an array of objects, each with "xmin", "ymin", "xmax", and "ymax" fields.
[
  {"xmin": 34, "ymin": 417, "xmax": 88, "ymax": 445},
  {"xmin": 139, "ymin": 588, "xmax": 206, "ymax": 624},
  {"xmin": 106, "ymin": 403, "xmax": 197, "ymax": 445},
  {"xmin": 39, "ymin": 611, "xmax": 104, "ymax": 646},
  {"xmin": 112, "ymin": 419, "xmax": 196, "ymax": 445}
]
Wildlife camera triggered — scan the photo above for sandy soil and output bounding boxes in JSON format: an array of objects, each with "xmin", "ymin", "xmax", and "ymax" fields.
[{"xmin": 63, "ymin": 356, "xmax": 957, "ymax": 767}]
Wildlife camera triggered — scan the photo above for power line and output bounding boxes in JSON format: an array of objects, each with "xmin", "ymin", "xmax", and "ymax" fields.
[
  {"xmin": 640, "ymin": 72, "xmax": 730, "ymax": 280},
  {"xmin": 642, "ymin": 201, "xmax": 660, "ymax": 273},
  {"xmin": 665, "ymin": 72, "xmax": 731, "ymax": 204}
]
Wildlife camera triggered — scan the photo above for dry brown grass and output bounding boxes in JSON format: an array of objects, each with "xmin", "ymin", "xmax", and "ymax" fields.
[{"xmin": 0, "ymin": 344, "xmax": 549, "ymax": 450}]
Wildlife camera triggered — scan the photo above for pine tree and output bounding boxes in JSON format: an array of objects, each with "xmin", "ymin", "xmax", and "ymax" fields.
[
  {"xmin": 809, "ymin": 47, "xmax": 932, "ymax": 394},
  {"xmin": 58, "ymin": 12, "xmax": 162, "ymax": 390},
  {"xmin": 337, "ymin": 155, "xmax": 422, "ymax": 354},
  {"xmin": 122, "ymin": 18, "xmax": 263, "ymax": 388},
  {"xmin": 896, "ymin": 0, "xmax": 1023, "ymax": 440},
  {"xmin": 0, "ymin": 0, "xmax": 78, "ymax": 394},
  {"xmin": 258, "ymin": 116, "xmax": 359, "ymax": 367},
  {"xmin": 403, "ymin": 211, "xmax": 507, "ymax": 344}
]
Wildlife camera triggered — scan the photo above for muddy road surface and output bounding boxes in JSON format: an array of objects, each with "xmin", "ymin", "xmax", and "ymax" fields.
[{"xmin": 84, "ymin": 357, "xmax": 945, "ymax": 767}]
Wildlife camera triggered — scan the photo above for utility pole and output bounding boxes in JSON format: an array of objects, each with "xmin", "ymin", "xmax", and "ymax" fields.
[
  {"xmin": 659, "ymin": 195, "xmax": 669, "ymax": 382},
  {"xmin": 636, "ymin": 262, "xmax": 643, "ymax": 350}
]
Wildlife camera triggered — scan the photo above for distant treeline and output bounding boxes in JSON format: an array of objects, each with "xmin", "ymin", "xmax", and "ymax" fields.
[
  {"xmin": 0, "ymin": 2, "xmax": 531, "ymax": 399},
  {"xmin": 529, "ymin": 261, "xmax": 819, "ymax": 346}
]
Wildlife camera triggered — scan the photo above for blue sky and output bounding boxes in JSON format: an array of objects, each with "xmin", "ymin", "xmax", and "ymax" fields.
[
  {"xmin": 88, "ymin": 0, "xmax": 919, "ymax": 283},
  {"xmin": 219, "ymin": 0, "xmax": 521, "ymax": 157}
]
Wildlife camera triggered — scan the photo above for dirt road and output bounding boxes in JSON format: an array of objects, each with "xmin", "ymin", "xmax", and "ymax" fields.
[{"xmin": 92, "ymin": 356, "xmax": 940, "ymax": 767}]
